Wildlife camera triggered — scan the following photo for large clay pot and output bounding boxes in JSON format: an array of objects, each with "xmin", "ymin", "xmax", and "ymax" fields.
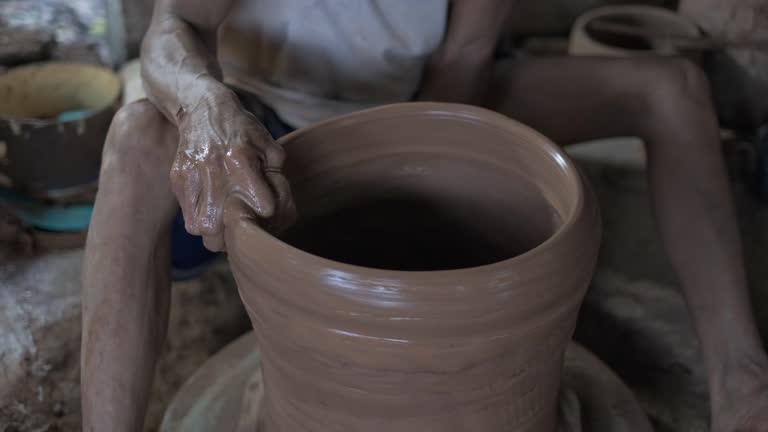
[{"xmin": 225, "ymin": 103, "xmax": 601, "ymax": 431}]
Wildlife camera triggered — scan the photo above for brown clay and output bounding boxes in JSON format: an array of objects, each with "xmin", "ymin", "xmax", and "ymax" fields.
[{"xmin": 224, "ymin": 103, "xmax": 601, "ymax": 431}]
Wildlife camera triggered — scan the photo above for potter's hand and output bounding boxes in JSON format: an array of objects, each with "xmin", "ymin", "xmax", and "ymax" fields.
[{"xmin": 173, "ymin": 91, "xmax": 295, "ymax": 251}]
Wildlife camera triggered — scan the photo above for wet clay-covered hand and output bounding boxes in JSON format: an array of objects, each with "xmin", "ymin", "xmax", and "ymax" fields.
[
  {"xmin": 139, "ymin": 0, "xmax": 296, "ymax": 251},
  {"xmin": 174, "ymin": 89, "xmax": 295, "ymax": 251}
]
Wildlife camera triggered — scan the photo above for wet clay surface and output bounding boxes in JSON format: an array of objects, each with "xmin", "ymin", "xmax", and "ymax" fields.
[{"xmin": 225, "ymin": 104, "xmax": 603, "ymax": 432}]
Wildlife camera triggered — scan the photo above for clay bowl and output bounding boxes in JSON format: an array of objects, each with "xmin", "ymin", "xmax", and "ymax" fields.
[
  {"xmin": 0, "ymin": 62, "xmax": 121, "ymax": 199},
  {"xmin": 225, "ymin": 103, "xmax": 601, "ymax": 432},
  {"xmin": 569, "ymin": 5, "xmax": 701, "ymax": 57}
]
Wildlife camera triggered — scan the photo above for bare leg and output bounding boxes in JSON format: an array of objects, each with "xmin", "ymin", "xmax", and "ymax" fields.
[
  {"xmin": 81, "ymin": 100, "xmax": 179, "ymax": 431},
  {"xmin": 491, "ymin": 56, "xmax": 768, "ymax": 430}
]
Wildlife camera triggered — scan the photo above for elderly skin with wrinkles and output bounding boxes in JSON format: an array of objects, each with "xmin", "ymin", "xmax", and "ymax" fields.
[{"xmin": 81, "ymin": 0, "xmax": 768, "ymax": 430}]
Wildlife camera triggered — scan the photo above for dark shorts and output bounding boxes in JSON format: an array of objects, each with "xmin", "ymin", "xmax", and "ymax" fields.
[{"xmin": 171, "ymin": 92, "xmax": 294, "ymax": 280}]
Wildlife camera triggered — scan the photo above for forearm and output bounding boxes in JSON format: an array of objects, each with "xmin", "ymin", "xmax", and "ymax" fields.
[
  {"xmin": 419, "ymin": 0, "xmax": 514, "ymax": 105},
  {"xmin": 419, "ymin": 55, "xmax": 494, "ymax": 106},
  {"xmin": 140, "ymin": 4, "xmax": 236, "ymax": 126}
]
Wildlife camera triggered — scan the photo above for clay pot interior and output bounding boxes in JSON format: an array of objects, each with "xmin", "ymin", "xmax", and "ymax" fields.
[
  {"xmin": 280, "ymin": 158, "xmax": 562, "ymax": 271},
  {"xmin": 274, "ymin": 104, "xmax": 579, "ymax": 272},
  {"xmin": 0, "ymin": 62, "xmax": 120, "ymax": 121},
  {"xmin": 586, "ymin": 14, "xmax": 660, "ymax": 51}
]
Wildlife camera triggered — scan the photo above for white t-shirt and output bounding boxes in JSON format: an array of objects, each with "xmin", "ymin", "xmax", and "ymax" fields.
[{"xmin": 220, "ymin": 0, "xmax": 449, "ymax": 128}]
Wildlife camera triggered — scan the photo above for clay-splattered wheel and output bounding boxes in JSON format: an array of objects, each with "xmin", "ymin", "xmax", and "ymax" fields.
[
  {"xmin": 159, "ymin": 332, "xmax": 261, "ymax": 432},
  {"xmin": 160, "ymin": 333, "xmax": 653, "ymax": 432}
]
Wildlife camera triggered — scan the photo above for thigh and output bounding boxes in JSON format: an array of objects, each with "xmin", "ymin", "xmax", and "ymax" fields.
[{"xmin": 490, "ymin": 56, "xmax": 670, "ymax": 145}]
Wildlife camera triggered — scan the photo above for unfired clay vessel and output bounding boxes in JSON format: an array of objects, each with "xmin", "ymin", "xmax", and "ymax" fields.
[{"xmin": 223, "ymin": 103, "xmax": 602, "ymax": 431}]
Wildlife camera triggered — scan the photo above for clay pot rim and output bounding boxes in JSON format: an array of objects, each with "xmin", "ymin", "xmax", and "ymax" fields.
[
  {"xmin": 0, "ymin": 61, "xmax": 121, "ymax": 125},
  {"xmin": 226, "ymin": 102, "xmax": 587, "ymax": 278}
]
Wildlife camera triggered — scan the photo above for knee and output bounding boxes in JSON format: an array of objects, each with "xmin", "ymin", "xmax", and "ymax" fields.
[
  {"xmin": 102, "ymin": 99, "xmax": 172, "ymax": 171},
  {"xmin": 638, "ymin": 58, "xmax": 712, "ymax": 108},
  {"xmin": 620, "ymin": 58, "xmax": 717, "ymax": 143}
]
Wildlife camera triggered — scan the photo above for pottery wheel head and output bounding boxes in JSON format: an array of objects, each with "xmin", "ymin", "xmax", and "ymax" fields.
[{"xmin": 161, "ymin": 334, "xmax": 652, "ymax": 432}]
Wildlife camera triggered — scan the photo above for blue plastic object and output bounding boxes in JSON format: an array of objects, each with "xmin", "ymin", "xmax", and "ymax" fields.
[
  {"xmin": 171, "ymin": 210, "xmax": 221, "ymax": 280},
  {"xmin": 57, "ymin": 108, "xmax": 96, "ymax": 122},
  {"xmin": 0, "ymin": 189, "xmax": 92, "ymax": 231}
]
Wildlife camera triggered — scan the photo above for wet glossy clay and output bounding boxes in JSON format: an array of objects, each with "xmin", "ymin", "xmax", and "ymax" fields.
[{"xmin": 224, "ymin": 103, "xmax": 601, "ymax": 431}]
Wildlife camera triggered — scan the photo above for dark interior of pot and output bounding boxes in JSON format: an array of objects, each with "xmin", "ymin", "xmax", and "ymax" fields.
[
  {"xmin": 280, "ymin": 153, "xmax": 562, "ymax": 271},
  {"xmin": 0, "ymin": 63, "xmax": 120, "ymax": 120},
  {"xmin": 585, "ymin": 12, "xmax": 698, "ymax": 51},
  {"xmin": 586, "ymin": 15, "xmax": 655, "ymax": 50}
]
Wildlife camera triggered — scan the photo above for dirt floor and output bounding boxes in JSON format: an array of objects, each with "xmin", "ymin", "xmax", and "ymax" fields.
[
  {"xmin": 1, "ymin": 138, "xmax": 767, "ymax": 431},
  {"xmin": 0, "ymin": 257, "xmax": 250, "ymax": 432}
]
